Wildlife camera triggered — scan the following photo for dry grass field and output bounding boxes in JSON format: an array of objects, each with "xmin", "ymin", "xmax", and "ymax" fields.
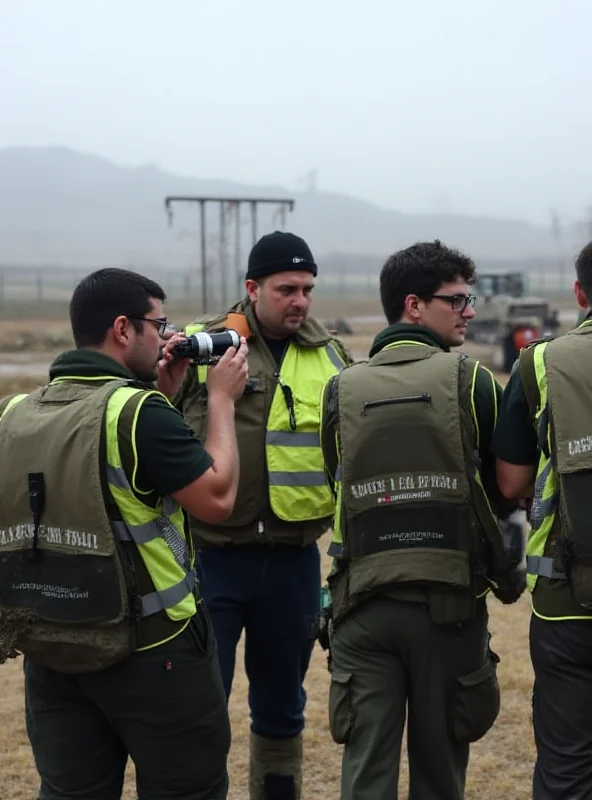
[{"xmin": 0, "ymin": 302, "xmax": 537, "ymax": 799}]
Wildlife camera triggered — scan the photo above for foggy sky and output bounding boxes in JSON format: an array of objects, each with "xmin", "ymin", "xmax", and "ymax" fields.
[{"xmin": 1, "ymin": 0, "xmax": 591, "ymax": 226}]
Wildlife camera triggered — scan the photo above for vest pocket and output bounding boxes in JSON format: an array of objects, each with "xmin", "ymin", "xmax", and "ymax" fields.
[
  {"xmin": 451, "ymin": 650, "xmax": 500, "ymax": 743},
  {"xmin": 328, "ymin": 670, "xmax": 354, "ymax": 744}
]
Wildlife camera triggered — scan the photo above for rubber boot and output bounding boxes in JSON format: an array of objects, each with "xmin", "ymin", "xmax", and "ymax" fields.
[{"xmin": 249, "ymin": 732, "xmax": 303, "ymax": 800}]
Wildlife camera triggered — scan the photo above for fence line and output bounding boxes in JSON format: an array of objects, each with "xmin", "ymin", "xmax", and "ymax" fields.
[{"xmin": 0, "ymin": 264, "xmax": 576, "ymax": 314}]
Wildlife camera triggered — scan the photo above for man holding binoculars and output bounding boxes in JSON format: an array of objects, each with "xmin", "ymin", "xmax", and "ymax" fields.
[{"xmin": 0, "ymin": 267, "xmax": 247, "ymax": 800}]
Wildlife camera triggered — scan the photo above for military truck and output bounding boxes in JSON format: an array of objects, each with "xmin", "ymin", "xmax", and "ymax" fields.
[{"xmin": 465, "ymin": 272, "xmax": 560, "ymax": 372}]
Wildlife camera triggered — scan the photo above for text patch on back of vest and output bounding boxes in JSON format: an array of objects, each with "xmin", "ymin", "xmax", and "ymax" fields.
[
  {"xmin": 350, "ymin": 473, "xmax": 460, "ymax": 503},
  {"xmin": 567, "ymin": 435, "xmax": 592, "ymax": 456},
  {"xmin": 0, "ymin": 524, "xmax": 99, "ymax": 550},
  {"xmin": 0, "ymin": 551, "xmax": 123, "ymax": 623},
  {"xmin": 350, "ymin": 505, "xmax": 461, "ymax": 557}
]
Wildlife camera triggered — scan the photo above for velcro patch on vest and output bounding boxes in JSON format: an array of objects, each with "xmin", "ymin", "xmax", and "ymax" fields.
[
  {"xmin": 0, "ymin": 551, "xmax": 124, "ymax": 624},
  {"xmin": 349, "ymin": 504, "xmax": 462, "ymax": 557}
]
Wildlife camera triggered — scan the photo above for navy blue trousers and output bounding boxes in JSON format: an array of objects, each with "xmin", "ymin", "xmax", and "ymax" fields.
[{"xmin": 197, "ymin": 543, "xmax": 320, "ymax": 739}]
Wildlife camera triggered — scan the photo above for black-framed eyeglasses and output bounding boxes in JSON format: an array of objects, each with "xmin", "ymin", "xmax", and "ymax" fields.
[
  {"xmin": 128, "ymin": 316, "xmax": 170, "ymax": 337},
  {"xmin": 429, "ymin": 294, "xmax": 477, "ymax": 313}
]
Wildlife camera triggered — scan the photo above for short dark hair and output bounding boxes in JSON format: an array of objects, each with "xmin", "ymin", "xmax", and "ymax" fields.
[
  {"xmin": 380, "ymin": 240, "xmax": 476, "ymax": 324},
  {"xmin": 575, "ymin": 241, "xmax": 592, "ymax": 304},
  {"xmin": 70, "ymin": 267, "xmax": 166, "ymax": 348}
]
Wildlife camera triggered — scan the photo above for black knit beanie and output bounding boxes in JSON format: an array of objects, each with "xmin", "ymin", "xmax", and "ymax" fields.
[{"xmin": 246, "ymin": 231, "xmax": 318, "ymax": 280}]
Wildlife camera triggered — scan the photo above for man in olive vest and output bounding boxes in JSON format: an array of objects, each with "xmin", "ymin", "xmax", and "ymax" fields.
[
  {"xmin": 320, "ymin": 240, "xmax": 525, "ymax": 800},
  {"xmin": 175, "ymin": 231, "xmax": 352, "ymax": 800},
  {"xmin": 0, "ymin": 267, "xmax": 248, "ymax": 800},
  {"xmin": 492, "ymin": 240, "xmax": 592, "ymax": 799}
]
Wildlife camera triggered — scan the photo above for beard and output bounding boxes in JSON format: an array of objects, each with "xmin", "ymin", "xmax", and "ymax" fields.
[
  {"xmin": 136, "ymin": 364, "xmax": 158, "ymax": 383},
  {"xmin": 128, "ymin": 349, "xmax": 161, "ymax": 384}
]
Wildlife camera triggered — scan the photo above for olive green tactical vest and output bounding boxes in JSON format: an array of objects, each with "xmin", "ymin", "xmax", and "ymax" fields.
[
  {"xmin": 329, "ymin": 342, "xmax": 507, "ymax": 618},
  {"xmin": 180, "ymin": 302, "xmax": 347, "ymax": 547},
  {"xmin": 0, "ymin": 378, "xmax": 197, "ymax": 674},
  {"xmin": 519, "ymin": 321, "xmax": 592, "ymax": 619}
]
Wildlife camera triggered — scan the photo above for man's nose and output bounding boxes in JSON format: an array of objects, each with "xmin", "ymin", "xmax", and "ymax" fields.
[{"xmin": 292, "ymin": 292, "xmax": 308, "ymax": 307}]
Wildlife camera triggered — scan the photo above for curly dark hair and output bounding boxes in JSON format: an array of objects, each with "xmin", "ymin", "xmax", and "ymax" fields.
[
  {"xmin": 379, "ymin": 240, "xmax": 476, "ymax": 324},
  {"xmin": 575, "ymin": 240, "xmax": 592, "ymax": 304}
]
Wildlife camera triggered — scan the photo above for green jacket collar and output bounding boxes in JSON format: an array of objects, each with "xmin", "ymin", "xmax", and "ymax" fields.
[
  {"xmin": 49, "ymin": 349, "xmax": 135, "ymax": 382},
  {"xmin": 369, "ymin": 323, "xmax": 450, "ymax": 358},
  {"xmin": 235, "ymin": 298, "xmax": 332, "ymax": 348}
]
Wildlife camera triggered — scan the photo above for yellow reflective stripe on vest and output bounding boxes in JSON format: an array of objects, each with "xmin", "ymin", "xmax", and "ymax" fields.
[
  {"xmin": 327, "ymin": 478, "xmax": 345, "ymax": 558},
  {"xmin": 0, "ymin": 393, "xmax": 28, "ymax": 418},
  {"xmin": 266, "ymin": 342, "xmax": 345, "ymax": 521},
  {"xmin": 524, "ymin": 341, "xmax": 562, "ymax": 591},
  {"xmin": 105, "ymin": 386, "xmax": 197, "ymax": 622}
]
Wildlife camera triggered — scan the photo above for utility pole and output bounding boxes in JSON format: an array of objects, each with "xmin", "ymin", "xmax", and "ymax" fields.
[
  {"xmin": 164, "ymin": 195, "xmax": 295, "ymax": 313},
  {"xmin": 549, "ymin": 208, "xmax": 565, "ymax": 295}
]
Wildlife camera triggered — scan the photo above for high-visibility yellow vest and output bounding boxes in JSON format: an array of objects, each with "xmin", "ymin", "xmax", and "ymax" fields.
[
  {"xmin": 519, "ymin": 319, "xmax": 592, "ymax": 619},
  {"xmin": 0, "ymin": 377, "xmax": 197, "ymax": 654},
  {"xmin": 185, "ymin": 322, "xmax": 346, "ymax": 523}
]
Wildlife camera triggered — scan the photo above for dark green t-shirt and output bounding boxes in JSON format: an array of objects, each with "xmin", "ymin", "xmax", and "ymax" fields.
[{"xmin": 49, "ymin": 350, "xmax": 212, "ymax": 496}]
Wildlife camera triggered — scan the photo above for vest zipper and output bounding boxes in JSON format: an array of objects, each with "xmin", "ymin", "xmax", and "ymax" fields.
[{"xmin": 361, "ymin": 393, "xmax": 431, "ymax": 416}]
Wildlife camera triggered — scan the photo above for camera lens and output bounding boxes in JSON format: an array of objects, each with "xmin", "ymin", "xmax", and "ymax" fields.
[{"xmin": 172, "ymin": 330, "xmax": 240, "ymax": 361}]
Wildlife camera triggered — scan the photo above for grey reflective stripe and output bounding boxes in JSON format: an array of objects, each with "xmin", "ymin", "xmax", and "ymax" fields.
[
  {"xmin": 112, "ymin": 519, "xmax": 161, "ymax": 545},
  {"xmin": 526, "ymin": 555, "xmax": 566, "ymax": 580},
  {"xmin": 163, "ymin": 496, "xmax": 178, "ymax": 516},
  {"xmin": 325, "ymin": 344, "xmax": 345, "ymax": 371},
  {"xmin": 266, "ymin": 430, "xmax": 320, "ymax": 447},
  {"xmin": 335, "ymin": 465, "xmax": 342, "ymax": 481},
  {"xmin": 327, "ymin": 540, "xmax": 344, "ymax": 558},
  {"xmin": 537, "ymin": 493, "xmax": 558, "ymax": 520},
  {"xmin": 269, "ymin": 471, "xmax": 327, "ymax": 487},
  {"xmin": 106, "ymin": 464, "xmax": 129, "ymax": 491},
  {"xmin": 529, "ymin": 460, "xmax": 553, "ymax": 531},
  {"xmin": 141, "ymin": 569, "xmax": 197, "ymax": 617}
]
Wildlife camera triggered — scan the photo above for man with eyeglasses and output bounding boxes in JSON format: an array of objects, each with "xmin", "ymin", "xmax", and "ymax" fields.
[
  {"xmin": 320, "ymin": 240, "xmax": 525, "ymax": 800},
  {"xmin": 0, "ymin": 267, "xmax": 248, "ymax": 799}
]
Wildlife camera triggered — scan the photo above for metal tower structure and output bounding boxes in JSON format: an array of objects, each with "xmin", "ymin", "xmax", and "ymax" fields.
[{"xmin": 164, "ymin": 195, "xmax": 295, "ymax": 314}]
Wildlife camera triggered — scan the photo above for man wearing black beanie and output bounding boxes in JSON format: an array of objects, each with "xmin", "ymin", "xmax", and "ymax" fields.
[{"xmin": 176, "ymin": 231, "xmax": 352, "ymax": 800}]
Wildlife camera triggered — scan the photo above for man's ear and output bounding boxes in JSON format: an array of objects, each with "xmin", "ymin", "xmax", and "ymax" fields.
[
  {"xmin": 403, "ymin": 294, "xmax": 422, "ymax": 322},
  {"xmin": 112, "ymin": 315, "xmax": 132, "ymax": 346},
  {"xmin": 574, "ymin": 280, "xmax": 588, "ymax": 310},
  {"xmin": 245, "ymin": 279, "xmax": 260, "ymax": 303}
]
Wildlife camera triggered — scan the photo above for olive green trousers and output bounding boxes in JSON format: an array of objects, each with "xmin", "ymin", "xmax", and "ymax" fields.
[{"xmin": 328, "ymin": 596, "xmax": 500, "ymax": 800}]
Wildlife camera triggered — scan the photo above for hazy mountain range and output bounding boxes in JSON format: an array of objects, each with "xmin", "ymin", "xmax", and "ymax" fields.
[{"xmin": 0, "ymin": 146, "xmax": 579, "ymax": 270}]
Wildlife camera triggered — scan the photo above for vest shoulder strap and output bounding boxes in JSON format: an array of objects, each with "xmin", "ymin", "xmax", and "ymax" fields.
[
  {"xmin": 517, "ymin": 343, "xmax": 540, "ymax": 421},
  {"xmin": 114, "ymin": 387, "xmax": 171, "ymax": 507},
  {"xmin": 0, "ymin": 392, "xmax": 29, "ymax": 420},
  {"xmin": 186, "ymin": 311, "xmax": 253, "ymax": 340}
]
